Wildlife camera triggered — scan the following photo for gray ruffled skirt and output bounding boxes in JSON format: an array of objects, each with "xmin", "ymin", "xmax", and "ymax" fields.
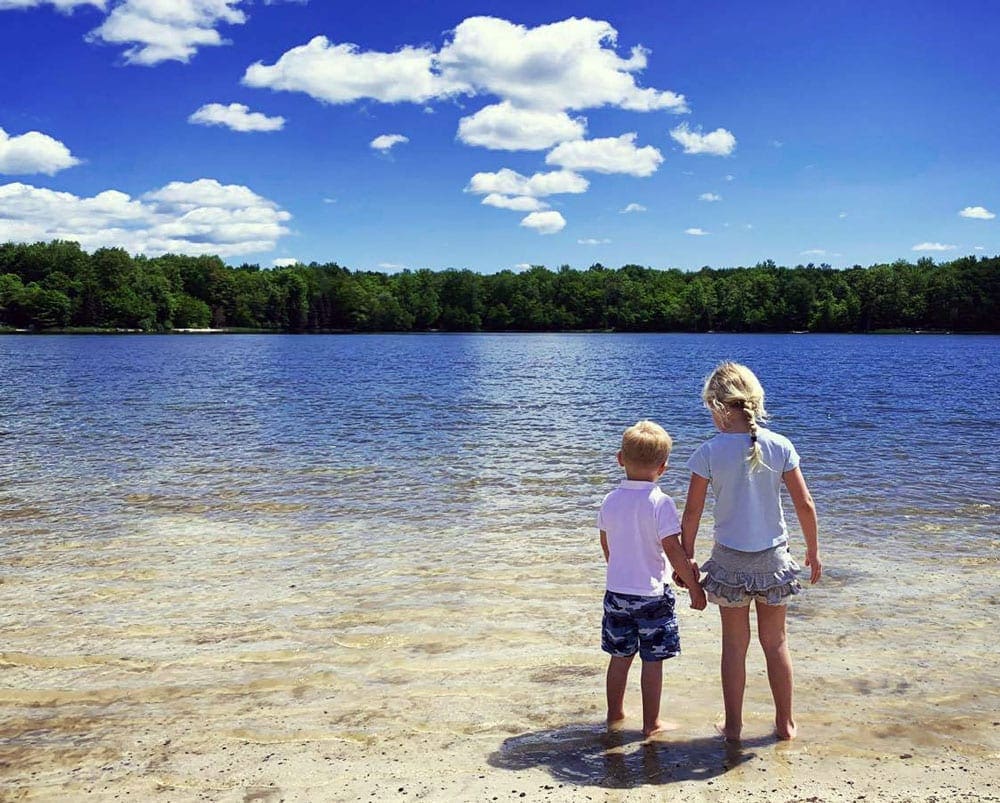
[{"xmin": 701, "ymin": 542, "xmax": 801, "ymax": 607}]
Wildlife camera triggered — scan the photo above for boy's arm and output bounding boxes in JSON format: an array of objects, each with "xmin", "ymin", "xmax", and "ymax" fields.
[
  {"xmin": 782, "ymin": 467, "xmax": 821, "ymax": 583},
  {"xmin": 662, "ymin": 534, "xmax": 706, "ymax": 609},
  {"xmin": 600, "ymin": 529, "xmax": 609, "ymax": 563},
  {"xmin": 681, "ymin": 473, "xmax": 710, "ymax": 559}
]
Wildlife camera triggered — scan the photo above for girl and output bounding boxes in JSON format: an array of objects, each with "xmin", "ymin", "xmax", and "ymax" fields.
[{"xmin": 681, "ymin": 362, "xmax": 821, "ymax": 741}]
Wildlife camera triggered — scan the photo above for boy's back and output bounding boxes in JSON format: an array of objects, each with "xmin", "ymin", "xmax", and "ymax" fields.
[{"xmin": 599, "ymin": 480, "xmax": 681, "ymax": 597}]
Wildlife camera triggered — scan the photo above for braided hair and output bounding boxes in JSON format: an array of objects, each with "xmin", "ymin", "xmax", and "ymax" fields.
[{"xmin": 702, "ymin": 362, "xmax": 770, "ymax": 471}]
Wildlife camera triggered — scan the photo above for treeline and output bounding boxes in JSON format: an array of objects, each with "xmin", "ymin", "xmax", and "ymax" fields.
[{"xmin": 0, "ymin": 240, "xmax": 997, "ymax": 333}]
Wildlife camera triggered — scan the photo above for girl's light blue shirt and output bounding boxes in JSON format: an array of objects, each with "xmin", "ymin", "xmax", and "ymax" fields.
[{"xmin": 686, "ymin": 427, "xmax": 800, "ymax": 552}]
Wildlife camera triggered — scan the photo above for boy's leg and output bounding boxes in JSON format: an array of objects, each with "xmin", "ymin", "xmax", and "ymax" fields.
[
  {"xmin": 755, "ymin": 599, "xmax": 796, "ymax": 739},
  {"xmin": 719, "ymin": 604, "xmax": 751, "ymax": 741},
  {"xmin": 606, "ymin": 654, "xmax": 634, "ymax": 725},
  {"xmin": 639, "ymin": 659, "xmax": 664, "ymax": 737}
]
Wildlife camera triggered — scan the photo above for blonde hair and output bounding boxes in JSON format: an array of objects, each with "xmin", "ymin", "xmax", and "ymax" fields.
[
  {"xmin": 620, "ymin": 420, "xmax": 673, "ymax": 468},
  {"xmin": 702, "ymin": 362, "xmax": 770, "ymax": 471}
]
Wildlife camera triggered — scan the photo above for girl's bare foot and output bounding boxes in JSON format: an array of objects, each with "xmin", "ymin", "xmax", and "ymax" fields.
[
  {"xmin": 607, "ymin": 715, "xmax": 627, "ymax": 732},
  {"xmin": 775, "ymin": 720, "xmax": 797, "ymax": 740}
]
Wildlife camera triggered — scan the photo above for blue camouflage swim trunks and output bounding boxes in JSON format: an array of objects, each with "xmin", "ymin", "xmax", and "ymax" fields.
[{"xmin": 601, "ymin": 589, "xmax": 680, "ymax": 661}]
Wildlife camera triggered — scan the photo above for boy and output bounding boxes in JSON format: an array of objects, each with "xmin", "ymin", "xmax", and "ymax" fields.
[{"xmin": 598, "ymin": 420, "xmax": 706, "ymax": 737}]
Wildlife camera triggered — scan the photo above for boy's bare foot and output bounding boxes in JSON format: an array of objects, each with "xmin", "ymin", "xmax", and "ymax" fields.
[
  {"xmin": 714, "ymin": 722, "xmax": 742, "ymax": 743},
  {"xmin": 775, "ymin": 721, "xmax": 797, "ymax": 740}
]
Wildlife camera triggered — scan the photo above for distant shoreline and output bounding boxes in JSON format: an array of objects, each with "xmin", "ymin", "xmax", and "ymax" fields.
[{"xmin": 1, "ymin": 327, "xmax": 984, "ymax": 336}]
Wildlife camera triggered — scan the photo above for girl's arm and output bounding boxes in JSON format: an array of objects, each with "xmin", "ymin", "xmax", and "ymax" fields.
[
  {"xmin": 681, "ymin": 473, "xmax": 710, "ymax": 560},
  {"xmin": 782, "ymin": 467, "xmax": 822, "ymax": 583}
]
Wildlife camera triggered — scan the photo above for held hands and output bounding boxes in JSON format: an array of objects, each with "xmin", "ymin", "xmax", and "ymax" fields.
[
  {"xmin": 672, "ymin": 559, "xmax": 699, "ymax": 589},
  {"xmin": 688, "ymin": 583, "xmax": 707, "ymax": 611}
]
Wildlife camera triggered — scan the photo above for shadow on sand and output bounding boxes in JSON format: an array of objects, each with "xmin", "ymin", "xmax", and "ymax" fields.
[{"xmin": 488, "ymin": 724, "xmax": 770, "ymax": 789}]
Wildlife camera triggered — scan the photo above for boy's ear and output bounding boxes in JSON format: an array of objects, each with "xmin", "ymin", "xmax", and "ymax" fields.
[{"xmin": 616, "ymin": 450, "xmax": 624, "ymax": 467}]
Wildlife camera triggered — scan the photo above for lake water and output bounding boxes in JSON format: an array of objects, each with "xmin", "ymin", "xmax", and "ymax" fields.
[{"xmin": 1, "ymin": 333, "xmax": 998, "ymax": 799}]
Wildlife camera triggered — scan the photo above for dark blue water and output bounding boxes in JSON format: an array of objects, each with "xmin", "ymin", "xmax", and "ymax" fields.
[{"xmin": 1, "ymin": 334, "xmax": 996, "ymax": 552}]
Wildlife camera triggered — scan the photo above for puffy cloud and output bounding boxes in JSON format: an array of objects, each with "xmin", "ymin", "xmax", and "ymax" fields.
[
  {"xmin": 370, "ymin": 134, "xmax": 409, "ymax": 152},
  {"xmin": 959, "ymin": 206, "xmax": 995, "ymax": 220},
  {"xmin": 436, "ymin": 17, "xmax": 687, "ymax": 113},
  {"xmin": 273, "ymin": 257, "xmax": 298, "ymax": 267},
  {"xmin": 244, "ymin": 36, "xmax": 460, "ymax": 104},
  {"xmin": 86, "ymin": 0, "xmax": 248, "ymax": 65},
  {"xmin": 670, "ymin": 123, "xmax": 736, "ymax": 156},
  {"xmin": 685, "ymin": 227, "xmax": 708, "ymax": 236},
  {"xmin": 457, "ymin": 102, "xmax": 586, "ymax": 151},
  {"xmin": 0, "ymin": 0, "xmax": 104, "ymax": 8},
  {"xmin": 0, "ymin": 177, "xmax": 290, "ymax": 256},
  {"xmin": 578, "ymin": 237, "xmax": 610, "ymax": 245},
  {"xmin": 545, "ymin": 133, "xmax": 662, "ymax": 177},
  {"xmin": 911, "ymin": 242, "xmax": 957, "ymax": 252},
  {"xmin": 800, "ymin": 249, "xmax": 827, "ymax": 256},
  {"xmin": 699, "ymin": 192, "xmax": 721, "ymax": 202},
  {"xmin": 481, "ymin": 194, "xmax": 548, "ymax": 212},
  {"xmin": 188, "ymin": 102, "xmax": 285, "ymax": 132},
  {"xmin": 520, "ymin": 210, "xmax": 566, "ymax": 235},
  {"xmin": 466, "ymin": 168, "xmax": 588, "ymax": 198},
  {"xmin": 620, "ymin": 202, "xmax": 646, "ymax": 213},
  {"xmin": 0, "ymin": 127, "xmax": 81, "ymax": 175}
]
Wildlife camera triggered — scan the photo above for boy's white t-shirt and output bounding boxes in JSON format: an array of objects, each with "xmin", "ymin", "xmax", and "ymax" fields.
[
  {"xmin": 685, "ymin": 427, "xmax": 800, "ymax": 552},
  {"xmin": 597, "ymin": 480, "xmax": 681, "ymax": 596}
]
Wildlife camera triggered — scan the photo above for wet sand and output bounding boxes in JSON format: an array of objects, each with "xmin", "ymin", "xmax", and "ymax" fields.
[{"xmin": 2, "ymin": 516, "xmax": 998, "ymax": 801}]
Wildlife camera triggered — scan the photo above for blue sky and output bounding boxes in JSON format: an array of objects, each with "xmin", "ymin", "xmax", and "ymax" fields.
[{"xmin": 0, "ymin": 0, "xmax": 997, "ymax": 273}]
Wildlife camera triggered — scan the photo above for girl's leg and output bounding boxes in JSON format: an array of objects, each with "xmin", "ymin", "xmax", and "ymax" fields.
[
  {"xmin": 755, "ymin": 600, "xmax": 796, "ymax": 739},
  {"xmin": 639, "ymin": 659, "xmax": 664, "ymax": 737},
  {"xmin": 719, "ymin": 605, "xmax": 751, "ymax": 741},
  {"xmin": 606, "ymin": 654, "xmax": 634, "ymax": 725}
]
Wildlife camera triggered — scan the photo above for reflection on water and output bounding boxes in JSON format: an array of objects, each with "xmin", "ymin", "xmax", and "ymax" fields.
[{"xmin": 1, "ymin": 333, "xmax": 998, "ymax": 797}]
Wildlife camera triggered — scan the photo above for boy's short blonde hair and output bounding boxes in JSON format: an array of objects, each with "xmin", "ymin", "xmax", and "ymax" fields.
[{"xmin": 620, "ymin": 420, "xmax": 672, "ymax": 468}]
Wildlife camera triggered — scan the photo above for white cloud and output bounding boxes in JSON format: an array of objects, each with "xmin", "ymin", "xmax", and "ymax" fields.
[
  {"xmin": 0, "ymin": 0, "xmax": 104, "ymax": 9},
  {"xmin": 188, "ymin": 102, "xmax": 285, "ymax": 132},
  {"xmin": 670, "ymin": 123, "xmax": 736, "ymax": 156},
  {"xmin": 512, "ymin": 262, "xmax": 532, "ymax": 271},
  {"xmin": 246, "ymin": 18, "xmax": 688, "ymax": 112},
  {"xmin": 545, "ymin": 133, "xmax": 662, "ymax": 177},
  {"xmin": 912, "ymin": 242, "xmax": 957, "ymax": 252},
  {"xmin": 244, "ymin": 36, "xmax": 461, "ymax": 104},
  {"xmin": 481, "ymin": 193, "xmax": 548, "ymax": 212},
  {"xmin": 520, "ymin": 210, "xmax": 566, "ymax": 235},
  {"xmin": 959, "ymin": 205, "xmax": 995, "ymax": 220},
  {"xmin": 86, "ymin": 0, "xmax": 248, "ymax": 66},
  {"xmin": 685, "ymin": 227, "xmax": 708, "ymax": 236},
  {"xmin": 370, "ymin": 133, "xmax": 409, "ymax": 152},
  {"xmin": 437, "ymin": 17, "xmax": 687, "ymax": 113},
  {"xmin": 800, "ymin": 249, "xmax": 827, "ymax": 256},
  {"xmin": 578, "ymin": 237, "xmax": 610, "ymax": 245},
  {"xmin": 620, "ymin": 202, "xmax": 646, "ymax": 213},
  {"xmin": 466, "ymin": 168, "xmax": 587, "ymax": 198},
  {"xmin": 724, "ymin": 174, "xmax": 734, "ymax": 181},
  {"xmin": 0, "ymin": 127, "xmax": 81, "ymax": 175},
  {"xmin": 699, "ymin": 192, "xmax": 721, "ymax": 202},
  {"xmin": 323, "ymin": 197, "xmax": 337, "ymax": 204},
  {"xmin": 378, "ymin": 262, "xmax": 406, "ymax": 271},
  {"xmin": 839, "ymin": 212, "xmax": 848, "ymax": 219},
  {"xmin": 457, "ymin": 102, "xmax": 585, "ymax": 150},
  {"xmin": 974, "ymin": 246, "xmax": 985, "ymax": 251},
  {"xmin": 273, "ymin": 257, "xmax": 298, "ymax": 267},
  {"xmin": 0, "ymin": 177, "xmax": 290, "ymax": 256}
]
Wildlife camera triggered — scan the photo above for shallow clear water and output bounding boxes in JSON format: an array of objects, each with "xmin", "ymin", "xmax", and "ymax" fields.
[{"xmin": 1, "ymin": 333, "xmax": 998, "ymax": 797}]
